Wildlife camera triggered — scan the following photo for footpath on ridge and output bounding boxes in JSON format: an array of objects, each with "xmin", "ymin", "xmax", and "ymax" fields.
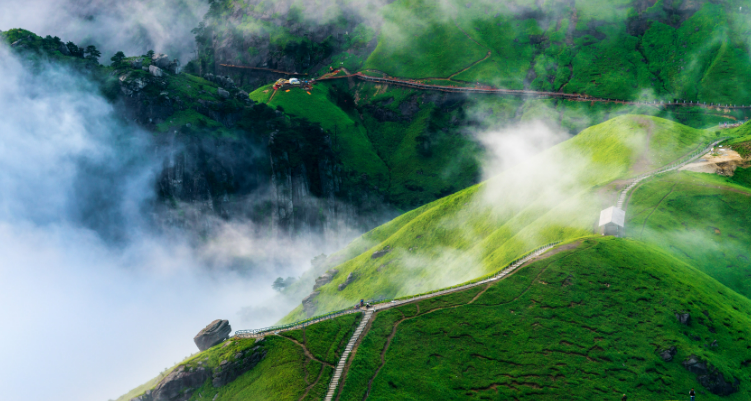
[{"xmin": 221, "ymin": 63, "xmax": 751, "ymax": 111}]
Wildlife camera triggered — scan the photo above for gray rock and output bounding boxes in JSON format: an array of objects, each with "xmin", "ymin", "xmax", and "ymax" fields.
[
  {"xmin": 217, "ymin": 88, "xmax": 230, "ymax": 99},
  {"xmin": 682, "ymin": 354, "xmax": 740, "ymax": 395},
  {"xmin": 149, "ymin": 65, "xmax": 163, "ymax": 77},
  {"xmin": 675, "ymin": 313, "xmax": 691, "ymax": 325},
  {"xmin": 151, "ymin": 365, "xmax": 210, "ymax": 401},
  {"xmin": 236, "ymin": 90, "xmax": 249, "ymax": 100},
  {"xmin": 313, "ymin": 269, "xmax": 338, "ymax": 290},
  {"xmin": 152, "ymin": 53, "xmax": 171, "ymax": 69},
  {"xmin": 371, "ymin": 246, "xmax": 392, "ymax": 259},
  {"xmin": 10, "ymin": 39, "xmax": 23, "ymax": 47},
  {"xmin": 212, "ymin": 348, "xmax": 266, "ymax": 387},
  {"xmin": 660, "ymin": 346, "xmax": 677, "ymax": 362},
  {"xmin": 59, "ymin": 43, "xmax": 71, "ymax": 56},
  {"xmin": 194, "ymin": 320, "xmax": 232, "ymax": 351},
  {"xmin": 130, "ymin": 58, "xmax": 143, "ymax": 68},
  {"xmin": 338, "ymin": 272, "xmax": 356, "ymax": 291},
  {"xmin": 302, "ymin": 291, "xmax": 320, "ymax": 316}
]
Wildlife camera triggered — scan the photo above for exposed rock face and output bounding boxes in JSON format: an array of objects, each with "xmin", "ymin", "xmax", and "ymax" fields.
[
  {"xmin": 211, "ymin": 346, "xmax": 266, "ymax": 387},
  {"xmin": 217, "ymin": 87, "xmax": 230, "ymax": 98},
  {"xmin": 313, "ymin": 269, "xmax": 338, "ymax": 290},
  {"xmin": 302, "ymin": 291, "xmax": 320, "ymax": 316},
  {"xmin": 58, "ymin": 42, "xmax": 70, "ymax": 56},
  {"xmin": 130, "ymin": 346, "xmax": 266, "ymax": 401},
  {"xmin": 676, "ymin": 313, "xmax": 691, "ymax": 325},
  {"xmin": 682, "ymin": 354, "xmax": 740, "ymax": 396},
  {"xmin": 371, "ymin": 246, "xmax": 392, "ymax": 259},
  {"xmin": 338, "ymin": 272, "xmax": 356, "ymax": 291},
  {"xmin": 149, "ymin": 65, "xmax": 163, "ymax": 77},
  {"xmin": 153, "ymin": 365, "xmax": 211, "ymax": 401},
  {"xmin": 194, "ymin": 320, "xmax": 232, "ymax": 351},
  {"xmin": 660, "ymin": 346, "xmax": 677, "ymax": 362}
]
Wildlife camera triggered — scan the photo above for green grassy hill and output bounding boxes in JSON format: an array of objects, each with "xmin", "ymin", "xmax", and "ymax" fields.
[
  {"xmin": 338, "ymin": 237, "xmax": 751, "ymax": 400},
  {"xmin": 280, "ymin": 115, "xmax": 728, "ymax": 322},
  {"xmin": 117, "ymin": 313, "xmax": 362, "ymax": 401},
  {"xmin": 627, "ymin": 169, "xmax": 751, "ymax": 301}
]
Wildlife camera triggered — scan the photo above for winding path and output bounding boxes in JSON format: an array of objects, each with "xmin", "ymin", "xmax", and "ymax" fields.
[
  {"xmin": 221, "ymin": 63, "xmax": 751, "ymax": 111},
  {"xmin": 616, "ymin": 138, "xmax": 729, "ymax": 209}
]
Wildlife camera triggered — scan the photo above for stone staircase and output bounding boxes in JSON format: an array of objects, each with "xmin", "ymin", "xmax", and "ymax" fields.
[{"xmin": 324, "ymin": 310, "xmax": 373, "ymax": 401}]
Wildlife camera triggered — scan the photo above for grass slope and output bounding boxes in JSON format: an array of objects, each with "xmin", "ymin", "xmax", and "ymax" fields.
[
  {"xmin": 281, "ymin": 115, "xmax": 725, "ymax": 322},
  {"xmin": 627, "ymin": 170, "xmax": 751, "ymax": 301},
  {"xmin": 119, "ymin": 312, "xmax": 361, "ymax": 401},
  {"xmin": 339, "ymin": 237, "xmax": 751, "ymax": 401}
]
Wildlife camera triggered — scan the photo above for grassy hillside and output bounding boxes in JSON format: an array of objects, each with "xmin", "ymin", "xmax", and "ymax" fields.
[
  {"xmin": 338, "ymin": 237, "xmax": 751, "ymax": 400},
  {"xmin": 281, "ymin": 115, "xmax": 726, "ymax": 322},
  {"xmin": 627, "ymin": 170, "xmax": 751, "ymax": 301},
  {"xmin": 118, "ymin": 312, "xmax": 362, "ymax": 401}
]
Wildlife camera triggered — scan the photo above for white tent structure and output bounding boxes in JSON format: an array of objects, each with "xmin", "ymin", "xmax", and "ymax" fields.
[{"xmin": 599, "ymin": 206, "xmax": 625, "ymax": 237}]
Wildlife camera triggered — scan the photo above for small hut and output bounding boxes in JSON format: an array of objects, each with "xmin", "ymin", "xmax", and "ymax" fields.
[{"xmin": 598, "ymin": 206, "xmax": 625, "ymax": 237}]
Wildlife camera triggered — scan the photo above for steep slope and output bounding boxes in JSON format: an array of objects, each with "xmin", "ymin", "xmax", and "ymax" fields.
[
  {"xmin": 338, "ymin": 237, "xmax": 751, "ymax": 400},
  {"xmin": 282, "ymin": 115, "xmax": 726, "ymax": 322},
  {"xmin": 118, "ymin": 313, "xmax": 362, "ymax": 401}
]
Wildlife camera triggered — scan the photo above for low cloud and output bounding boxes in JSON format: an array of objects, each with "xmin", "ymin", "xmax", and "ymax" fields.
[
  {"xmin": 0, "ymin": 0, "xmax": 207, "ymax": 63},
  {"xmin": 0, "ymin": 44, "xmax": 350, "ymax": 401}
]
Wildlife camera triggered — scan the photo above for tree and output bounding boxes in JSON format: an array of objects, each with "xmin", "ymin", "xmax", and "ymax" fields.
[
  {"xmin": 85, "ymin": 45, "xmax": 101, "ymax": 63},
  {"xmin": 272, "ymin": 277, "xmax": 286, "ymax": 291},
  {"xmin": 110, "ymin": 51, "xmax": 126, "ymax": 66},
  {"xmin": 146, "ymin": 50, "xmax": 155, "ymax": 59},
  {"xmin": 66, "ymin": 42, "xmax": 83, "ymax": 58},
  {"xmin": 272, "ymin": 276, "xmax": 296, "ymax": 292}
]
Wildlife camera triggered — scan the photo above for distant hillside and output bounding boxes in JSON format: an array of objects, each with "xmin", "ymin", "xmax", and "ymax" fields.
[{"xmin": 280, "ymin": 115, "xmax": 729, "ymax": 322}]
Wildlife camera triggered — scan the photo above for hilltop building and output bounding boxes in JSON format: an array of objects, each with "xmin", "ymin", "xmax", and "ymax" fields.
[{"xmin": 599, "ymin": 206, "xmax": 625, "ymax": 237}]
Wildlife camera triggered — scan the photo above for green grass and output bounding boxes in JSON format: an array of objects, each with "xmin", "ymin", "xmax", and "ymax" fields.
[
  {"xmin": 338, "ymin": 237, "xmax": 751, "ymax": 400},
  {"xmin": 118, "ymin": 311, "xmax": 361, "ymax": 401},
  {"xmin": 364, "ymin": 0, "xmax": 487, "ymax": 78},
  {"xmin": 627, "ymin": 171, "xmax": 751, "ymax": 300},
  {"xmin": 281, "ymin": 115, "xmax": 728, "ymax": 322}
]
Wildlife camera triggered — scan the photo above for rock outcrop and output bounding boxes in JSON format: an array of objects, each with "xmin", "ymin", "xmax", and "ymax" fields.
[
  {"xmin": 211, "ymin": 346, "xmax": 266, "ymax": 387},
  {"xmin": 302, "ymin": 291, "xmax": 320, "ymax": 317},
  {"xmin": 149, "ymin": 65, "xmax": 163, "ymax": 77},
  {"xmin": 313, "ymin": 269, "xmax": 338, "ymax": 290},
  {"xmin": 194, "ymin": 320, "xmax": 232, "ymax": 351},
  {"xmin": 682, "ymin": 354, "xmax": 740, "ymax": 396},
  {"xmin": 130, "ymin": 345, "xmax": 266, "ymax": 401},
  {"xmin": 152, "ymin": 53, "xmax": 180, "ymax": 73},
  {"xmin": 338, "ymin": 272, "xmax": 356, "ymax": 291},
  {"xmin": 675, "ymin": 312, "xmax": 691, "ymax": 325},
  {"xmin": 659, "ymin": 346, "xmax": 677, "ymax": 362}
]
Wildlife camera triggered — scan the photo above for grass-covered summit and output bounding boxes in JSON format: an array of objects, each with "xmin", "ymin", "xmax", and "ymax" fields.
[{"xmin": 281, "ymin": 115, "xmax": 729, "ymax": 322}]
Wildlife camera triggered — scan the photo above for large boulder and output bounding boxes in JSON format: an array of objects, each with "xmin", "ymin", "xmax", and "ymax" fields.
[
  {"xmin": 217, "ymin": 88, "xmax": 230, "ymax": 99},
  {"xmin": 194, "ymin": 320, "xmax": 232, "ymax": 351},
  {"xmin": 152, "ymin": 53, "xmax": 180, "ymax": 73},
  {"xmin": 149, "ymin": 65, "xmax": 163, "ymax": 77}
]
